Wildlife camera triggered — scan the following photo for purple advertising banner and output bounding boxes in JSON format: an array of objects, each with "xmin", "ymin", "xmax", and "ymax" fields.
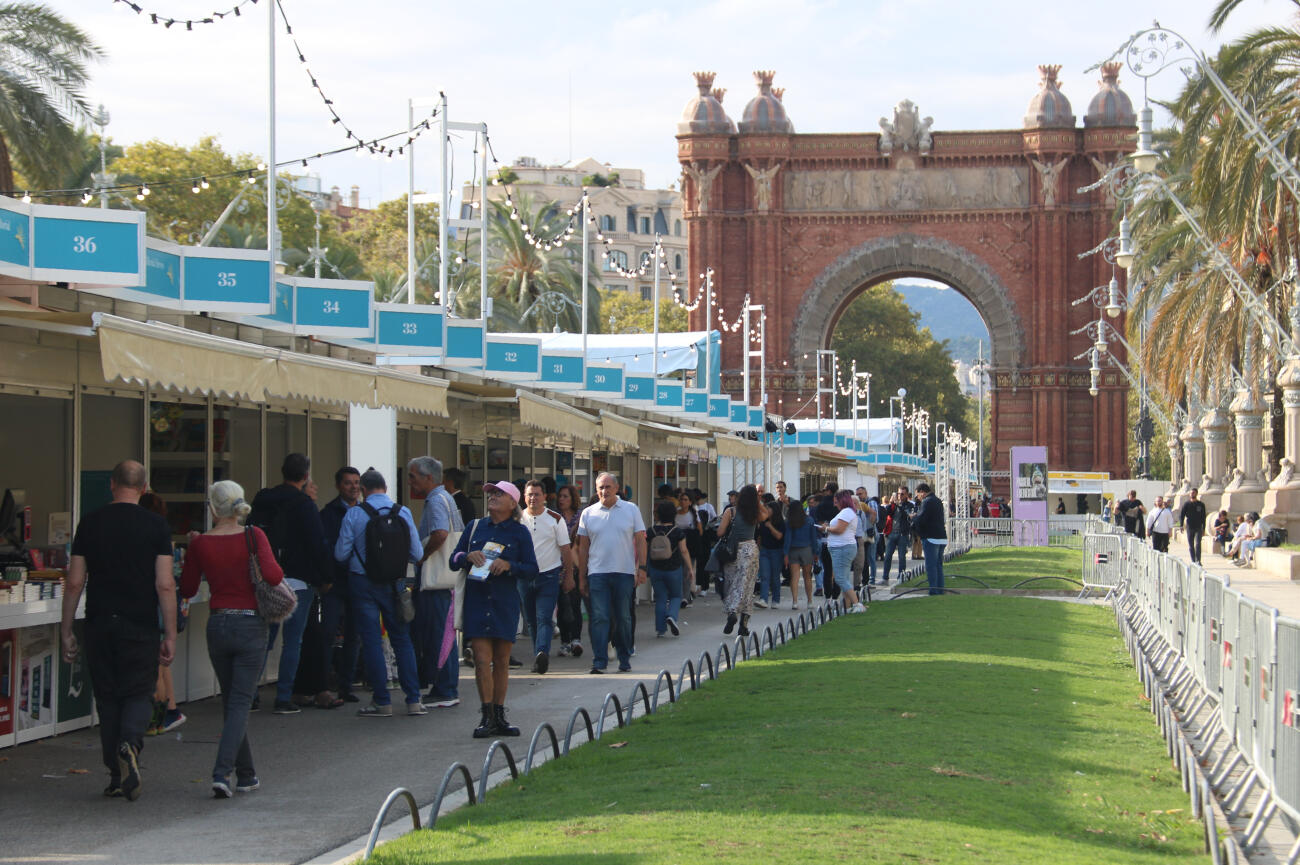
[{"xmin": 1010, "ymin": 445, "xmax": 1049, "ymax": 546}]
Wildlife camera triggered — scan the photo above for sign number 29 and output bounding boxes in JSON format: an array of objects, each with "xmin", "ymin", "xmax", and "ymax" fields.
[{"xmin": 72, "ymin": 235, "xmax": 97, "ymax": 254}]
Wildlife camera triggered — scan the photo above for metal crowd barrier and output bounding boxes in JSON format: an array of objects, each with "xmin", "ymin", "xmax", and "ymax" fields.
[
  {"xmin": 1088, "ymin": 530, "xmax": 1300, "ymax": 863},
  {"xmin": 362, "ymin": 596, "xmax": 852, "ymax": 859}
]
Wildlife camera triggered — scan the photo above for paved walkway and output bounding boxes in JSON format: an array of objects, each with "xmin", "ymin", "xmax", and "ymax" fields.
[
  {"xmin": 1160, "ymin": 532, "xmax": 1300, "ymax": 619},
  {"xmin": 0, "ymin": 589, "xmax": 822, "ymax": 865}
]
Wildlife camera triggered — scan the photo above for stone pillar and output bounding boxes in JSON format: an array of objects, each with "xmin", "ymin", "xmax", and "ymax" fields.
[
  {"xmin": 1264, "ymin": 355, "xmax": 1300, "ymax": 532},
  {"xmin": 1224, "ymin": 385, "xmax": 1267, "ymax": 516},
  {"xmin": 1199, "ymin": 405, "xmax": 1230, "ymax": 506},
  {"xmin": 1179, "ymin": 421, "xmax": 1203, "ymax": 507}
]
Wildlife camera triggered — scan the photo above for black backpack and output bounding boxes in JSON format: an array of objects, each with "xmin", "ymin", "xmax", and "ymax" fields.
[{"xmin": 359, "ymin": 502, "xmax": 410, "ymax": 583}]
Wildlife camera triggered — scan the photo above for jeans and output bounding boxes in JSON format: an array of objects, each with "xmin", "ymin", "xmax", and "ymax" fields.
[
  {"xmin": 587, "ymin": 571, "xmax": 634, "ymax": 670},
  {"xmin": 412, "ymin": 587, "xmax": 458, "ymax": 698},
  {"xmin": 557, "ymin": 586, "xmax": 588, "ymax": 645},
  {"xmin": 265, "ymin": 588, "xmax": 313, "ymax": 703},
  {"xmin": 883, "ymin": 534, "xmax": 908, "ymax": 580},
  {"xmin": 320, "ymin": 584, "xmax": 360, "ymax": 695},
  {"xmin": 523, "ymin": 568, "xmax": 562, "ymax": 657},
  {"xmin": 1187, "ymin": 528, "xmax": 1203, "ymax": 563},
  {"xmin": 1151, "ymin": 532, "xmax": 1170, "ymax": 553},
  {"xmin": 923, "ymin": 540, "xmax": 946, "ymax": 595},
  {"xmin": 863, "ymin": 536, "xmax": 879, "ymax": 583},
  {"xmin": 758, "ymin": 547, "xmax": 783, "ymax": 603},
  {"xmin": 648, "ymin": 565, "xmax": 683, "ymax": 634},
  {"xmin": 207, "ymin": 613, "xmax": 267, "ymax": 783},
  {"xmin": 515, "ymin": 576, "xmax": 532, "ymax": 639},
  {"xmin": 827, "ymin": 543, "xmax": 856, "ymax": 594},
  {"xmin": 349, "ymin": 573, "xmax": 420, "ymax": 706}
]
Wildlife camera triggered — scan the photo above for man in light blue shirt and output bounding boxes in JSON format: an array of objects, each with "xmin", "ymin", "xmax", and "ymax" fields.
[
  {"xmin": 407, "ymin": 456, "xmax": 462, "ymax": 709},
  {"xmin": 576, "ymin": 472, "xmax": 646, "ymax": 674},
  {"xmin": 334, "ymin": 469, "xmax": 423, "ymax": 717}
]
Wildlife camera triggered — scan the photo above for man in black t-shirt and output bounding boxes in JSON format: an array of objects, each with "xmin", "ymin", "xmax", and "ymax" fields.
[
  {"xmin": 1179, "ymin": 487, "xmax": 1208, "ymax": 564},
  {"xmin": 61, "ymin": 460, "xmax": 174, "ymax": 802}
]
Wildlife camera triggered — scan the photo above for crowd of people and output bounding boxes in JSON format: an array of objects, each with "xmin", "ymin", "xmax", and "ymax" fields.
[
  {"xmin": 59, "ymin": 457, "xmax": 948, "ymax": 802},
  {"xmin": 1113, "ymin": 486, "xmax": 1275, "ymax": 567}
]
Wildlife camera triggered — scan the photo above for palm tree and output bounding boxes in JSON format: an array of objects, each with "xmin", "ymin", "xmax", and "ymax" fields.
[
  {"xmin": 0, "ymin": 3, "xmax": 103, "ymax": 194},
  {"xmin": 456, "ymin": 193, "xmax": 602, "ymax": 333}
]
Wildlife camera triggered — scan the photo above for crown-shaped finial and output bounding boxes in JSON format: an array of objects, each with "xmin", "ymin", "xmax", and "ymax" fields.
[
  {"xmin": 754, "ymin": 70, "xmax": 776, "ymax": 93},
  {"xmin": 693, "ymin": 71, "xmax": 717, "ymax": 94},
  {"xmin": 772, "ymin": 87, "xmax": 785, "ymax": 102},
  {"xmin": 1099, "ymin": 61, "xmax": 1122, "ymax": 84},
  {"xmin": 1038, "ymin": 64, "xmax": 1063, "ymax": 87},
  {"xmin": 712, "ymin": 87, "xmax": 726, "ymax": 103}
]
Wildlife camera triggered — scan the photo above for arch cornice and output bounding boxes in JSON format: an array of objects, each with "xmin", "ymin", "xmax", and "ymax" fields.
[{"xmin": 790, "ymin": 233, "xmax": 1025, "ymax": 370}]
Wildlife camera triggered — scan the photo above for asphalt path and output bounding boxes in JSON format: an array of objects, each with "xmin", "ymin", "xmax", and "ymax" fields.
[{"xmin": 0, "ymin": 588, "xmax": 844, "ymax": 865}]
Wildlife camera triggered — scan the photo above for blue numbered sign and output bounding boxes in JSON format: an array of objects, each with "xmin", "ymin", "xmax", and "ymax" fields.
[
  {"xmin": 31, "ymin": 204, "xmax": 144, "ymax": 285},
  {"xmin": 486, "ymin": 336, "xmax": 541, "ymax": 379},
  {"xmin": 183, "ymin": 248, "xmax": 273, "ymax": 312},
  {"xmin": 0, "ymin": 196, "xmax": 30, "ymax": 278},
  {"xmin": 370, "ymin": 303, "xmax": 444, "ymax": 354}
]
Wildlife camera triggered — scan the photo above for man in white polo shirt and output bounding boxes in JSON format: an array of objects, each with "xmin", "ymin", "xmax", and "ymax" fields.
[
  {"xmin": 520, "ymin": 480, "xmax": 575, "ymax": 674},
  {"xmin": 576, "ymin": 472, "xmax": 646, "ymax": 674}
]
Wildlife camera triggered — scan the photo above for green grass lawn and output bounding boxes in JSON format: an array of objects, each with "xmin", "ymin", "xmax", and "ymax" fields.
[
  {"xmin": 898, "ymin": 546, "xmax": 1084, "ymax": 590},
  {"xmin": 372, "ymin": 597, "xmax": 1203, "ymax": 865}
]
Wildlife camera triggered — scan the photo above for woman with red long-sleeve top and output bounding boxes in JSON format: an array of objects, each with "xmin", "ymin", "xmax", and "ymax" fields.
[{"xmin": 180, "ymin": 480, "xmax": 283, "ymax": 799}]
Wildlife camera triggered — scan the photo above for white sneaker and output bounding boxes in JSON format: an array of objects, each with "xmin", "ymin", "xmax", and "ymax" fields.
[
  {"xmin": 754, "ymin": 599, "xmax": 769, "ymax": 609},
  {"xmin": 850, "ymin": 603, "xmax": 866, "ymax": 613},
  {"xmin": 791, "ymin": 601, "xmax": 800, "ymax": 611}
]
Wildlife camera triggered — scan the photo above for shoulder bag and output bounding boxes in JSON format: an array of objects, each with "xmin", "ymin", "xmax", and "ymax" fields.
[
  {"xmin": 419, "ymin": 490, "xmax": 464, "ymax": 590},
  {"xmin": 246, "ymin": 527, "xmax": 298, "ymax": 623}
]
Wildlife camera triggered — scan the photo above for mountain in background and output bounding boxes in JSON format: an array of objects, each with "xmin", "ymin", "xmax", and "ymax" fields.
[{"xmin": 894, "ymin": 282, "xmax": 990, "ymax": 366}]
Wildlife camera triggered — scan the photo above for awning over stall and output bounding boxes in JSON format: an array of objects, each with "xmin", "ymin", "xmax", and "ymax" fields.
[
  {"xmin": 518, "ymin": 389, "xmax": 598, "ymax": 441},
  {"xmin": 94, "ymin": 313, "xmax": 448, "ymax": 415},
  {"xmin": 599, "ymin": 410, "xmax": 640, "ymax": 449},
  {"xmin": 714, "ymin": 434, "xmax": 763, "ymax": 459}
]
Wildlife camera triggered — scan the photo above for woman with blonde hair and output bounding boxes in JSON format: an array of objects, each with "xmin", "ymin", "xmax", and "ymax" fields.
[{"xmin": 180, "ymin": 480, "xmax": 284, "ymax": 798}]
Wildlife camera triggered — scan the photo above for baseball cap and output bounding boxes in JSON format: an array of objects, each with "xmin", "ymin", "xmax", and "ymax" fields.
[{"xmin": 483, "ymin": 480, "xmax": 521, "ymax": 504}]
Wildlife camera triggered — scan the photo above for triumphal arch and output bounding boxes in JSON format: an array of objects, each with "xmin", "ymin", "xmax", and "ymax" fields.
[{"xmin": 676, "ymin": 65, "xmax": 1138, "ymax": 482}]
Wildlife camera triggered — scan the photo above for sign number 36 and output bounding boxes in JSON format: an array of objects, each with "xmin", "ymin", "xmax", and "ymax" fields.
[{"xmin": 72, "ymin": 235, "xmax": 97, "ymax": 254}]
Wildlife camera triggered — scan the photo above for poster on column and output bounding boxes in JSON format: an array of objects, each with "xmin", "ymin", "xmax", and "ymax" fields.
[
  {"xmin": 17, "ymin": 626, "xmax": 56, "ymax": 733},
  {"xmin": 1010, "ymin": 445, "xmax": 1049, "ymax": 546},
  {"xmin": 0, "ymin": 629, "xmax": 14, "ymax": 736}
]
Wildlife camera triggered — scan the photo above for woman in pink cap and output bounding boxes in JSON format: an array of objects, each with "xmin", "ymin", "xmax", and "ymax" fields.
[{"xmin": 448, "ymin": 480, "xmax": 538, "ymax": 738}]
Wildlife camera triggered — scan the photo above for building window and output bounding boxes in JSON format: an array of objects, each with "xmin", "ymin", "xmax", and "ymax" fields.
[
  {"xmin": 675, "ymin": 253, "xmax": 683, "ymax": 270},
  {"xmin": 640, "ymin": 251, "xmax": 652, "ymax": 270},
  {"xmin": 674, "ymin": 220, "xmax": 682, "ymax": 236},
  {"xmin": 599, "ymin": 214, "xmax": 616, "ymax": 232},
  {"xmin": 604, "ymin": 249, "xmax": 629, "ymax": 271},
  {"xmin": 640, "ymin": 216, "xmax": 651, "ymax": 234},
  {"xmin": 640, "ymin": 285, "xmax": 652, "ymax": 301}
]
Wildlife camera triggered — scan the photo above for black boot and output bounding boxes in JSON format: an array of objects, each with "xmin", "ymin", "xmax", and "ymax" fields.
[
  {"xmin": 723, "ymin": 612, "xmax": 737, "ymax": 634},
  {"xmin": 472, "ymin": 702, "xmax": 495, "ymax": 738},
  {"xmin": 493, "ymin": 704, "xmax": 520, "ymax": 736},
  {"xmin": 738, "ymin": 614, "xmax": 750, "ymax": 637}
]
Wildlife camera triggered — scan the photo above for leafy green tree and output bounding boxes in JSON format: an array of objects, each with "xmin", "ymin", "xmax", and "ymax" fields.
[
  {"xmin": 0, "ymin": 3, "xmax": 103, "ymax": 194},
  {"xmin": 829, "ymin": 282, "xmax": 971, "ymax": 434},
  {"xmin": 13, "ymin": 126, "xmax": 122, "ymax": 203},
  {"xmin": 343, "ymin": 194, "xmax": 439, "ymax": 287},
  {"xmin": 600, "ymin": 288, "xmax": 688, "ymax": 334}
]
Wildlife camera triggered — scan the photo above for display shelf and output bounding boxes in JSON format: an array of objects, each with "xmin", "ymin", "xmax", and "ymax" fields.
[{"xmin": 0, "ymin": 596, "xmax": 83, "ymax": 629}]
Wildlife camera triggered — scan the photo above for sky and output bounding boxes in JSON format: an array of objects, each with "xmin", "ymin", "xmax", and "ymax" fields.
[{"xmin": 43, "ymin": 0, "xmax": 1295, "ymax": 209}]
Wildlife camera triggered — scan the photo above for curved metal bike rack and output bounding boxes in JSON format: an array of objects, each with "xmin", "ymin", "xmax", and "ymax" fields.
[
  {"xmin": 563, "ymin": 706, "xmax": 595, "ymax": 754},
  {"xmin": 595, "ymin": 692, "xmax": 625, "ymax": 738},
  {"xmin": 524, "ymin": 722, "xmax": 560, "ymax": 774},
  {"xmin": 717, "ymin": 641, "xmax": 734, "ymax": 671},
  {"xmin": 677, "ymin": 657, "xmax": 697, "ymax": 693},
  {"xmin": 698, "ymin": 650, "xmax": 716, "ymax": 681},
  {"xmin": 738, "ymin": 633, "xmax": 751, "ymax": 661},
  {"xmin": 425, "ymin": 762, "xmax": 476, "ymax": 831},
  {"xmin": 1009, "ymin": 576, "xmax": 1084, "ymax": 590},
  {"xmin": 651, "ymin": 668, "xmax": 677, "ymax": 711},
  {"xmin": 363, "ymin": 787, "xmax": 420, "ymax": 860},
  {"xmin": 626, "ymin": 681, "xmax": 651, "ymax": 722},
  {"xmin": 477, "ymin": 740, "xmax": 519, "ymax": 803}
]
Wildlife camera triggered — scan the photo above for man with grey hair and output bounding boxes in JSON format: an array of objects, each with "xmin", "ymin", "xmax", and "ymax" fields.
[
  {"xmin": 576, "ymin": 472, "xmax": 646, "ymax": 674},
  {"xmin": 407, "ymin": 456, "xmax": 461, "ymax": 708}
]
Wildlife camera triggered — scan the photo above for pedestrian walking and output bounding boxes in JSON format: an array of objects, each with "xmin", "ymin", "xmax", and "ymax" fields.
[
  {"xmin": 553, "ymin": 484, "xmax": 587, "ymax": 658},
  {"xmin": 60, "ymin": 461, "xmax": 175, "ymax": 802},
  {"xmin": 333, "ymin": 469, "xmax": 424, "ymax": 717},
  {"xmin": 881, "ymin": 487, "xmax": 916, "ymax": 582},
  {"xmin": 913, "ymin": 482, "xmax": 948, "ymax": 596},
  {"xmin": 755, "ymin": 492, "xmax": 784, "ymax": 608},
  {"xmin": 819, "ymin": 490, "xmax": 866, "ymax": 613},
  {"xmin": 719, "ymin": 484, "xmax": 770, "ymax": 635},
  {"xmin": 647, "ymin": 500, "xmax": 693, "ymax": 637},
  {"xmin": 406, "ymin": 456, "xmax": 462, "ymax": 709},
  {"xmin": 180, "ymin": 481, "xmax": 282, "ymax": 798},
  {"xmin": 1147, "ymin": 495, "xmax": 1174, "ymax": 553},
  {"xmin": 783, "ymin": 498, "xmax": 817, "ymax": 610},
  {"xmin": 519, "ymin": 480, "xmax": 575, "ymax": 674},
  {"xmin": 449, "ymin": 481, "xmax": 539, "ymax": 737},
  {"xmin": 1179, "ymin": 488, "xmax": 1208, "ymax": 564},
  {"xmin": 575, "ymin": 473, "xmax": 647, "ymax": 674}
]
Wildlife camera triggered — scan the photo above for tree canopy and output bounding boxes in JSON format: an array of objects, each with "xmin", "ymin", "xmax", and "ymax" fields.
[
  {"xmin": 829, "ymin": 282, "xmax": 971, "ymax": 434},
  {"xmin": 601, "ymin": 289, "xmax": 688, "ymax": 334}
]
